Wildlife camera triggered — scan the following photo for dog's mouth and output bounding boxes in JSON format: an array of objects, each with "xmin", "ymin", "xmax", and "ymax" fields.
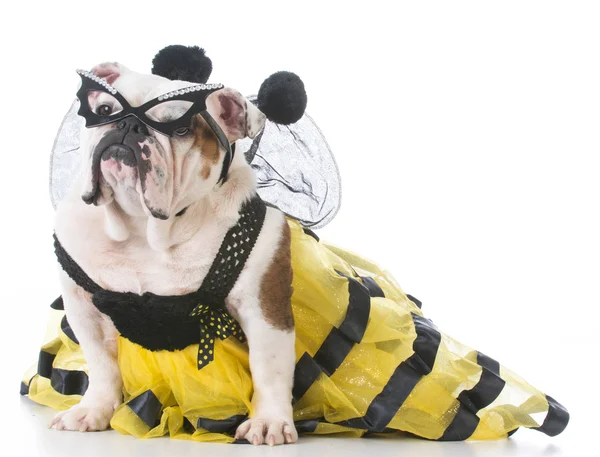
[
  {"xmin": 83, "ymin": 142, "xmax": 137, "ymax": 206},
  {"xmin": 82, "ymin": 128, "xmax": 171, "ymax": 220}
]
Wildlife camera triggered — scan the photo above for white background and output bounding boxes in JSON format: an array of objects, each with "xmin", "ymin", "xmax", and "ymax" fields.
[{"xmin": 0, "ymin": 1, "xmax": 598, "ymax": 456}]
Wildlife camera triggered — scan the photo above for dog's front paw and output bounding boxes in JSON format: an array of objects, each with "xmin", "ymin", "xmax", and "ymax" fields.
[
  {"xmin": 49, "ymin": 403, "xmax": 116, "ymax": 432},
  {"xmin": 235, "ymin": 417, "xmax": 298, "ymax": 446}
]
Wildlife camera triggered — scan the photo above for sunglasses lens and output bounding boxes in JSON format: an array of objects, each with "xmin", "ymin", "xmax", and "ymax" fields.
[
  {"xmin": 86, "ymin": 90, "xmax": 124, "ymax": 118},
  {"xmin": 145, "ymin": 100, "xmax": 194, "ymax": 123}
]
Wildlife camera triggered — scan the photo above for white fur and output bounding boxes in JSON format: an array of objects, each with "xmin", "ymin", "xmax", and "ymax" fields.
[
  {"xmin": 49, "ymin": 270, "xmax": 122, "ymax": 431},
  {"xmin": 228, "ymin": 209, "xmax": 297, "ymax": 445},
  {"xmin": 51, "ymin": 64, "xmax": 297, "ymax": 445}
]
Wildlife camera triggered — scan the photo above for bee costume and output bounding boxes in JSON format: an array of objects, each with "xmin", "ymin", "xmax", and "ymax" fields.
[{"xmin": 22, "ymin": 45, "xmax": 569, "ymax": 443}]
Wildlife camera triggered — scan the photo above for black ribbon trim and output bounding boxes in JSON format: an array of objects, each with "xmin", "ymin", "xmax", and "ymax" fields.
[
  {"xmin": 363, "ymin": 428, "xmax": 399, "ymax": 436},
  {"xmin": 406, "ymin": 294, "xmax": 422, "ymax": 309},
  {"xmin": 438, "ymin": 352, "xmax": 506, "ymax": 441},
  {"xmin": 183, "ymin": 418, "xmax": 196, "ymax": 434},
  {"xmin": 338, "ymin": 313, "xmax": 441, "ymax": 432},
  {"xmin": 340, "ymin": 362, "xmax": 423, "ymax": 432},
  {"xmin": 50, "ymin": 369, "xmax": 89, "ymax": 396},
  {"xmin": 36, "ymin": 350, "xmax": 90, "ymax": 396},
  {"xmin": 20, "ymin": 381, "xmax": 30, "ymax": 396},
  {"xmin": 312, "ymin": 274, "xmax": 371, "ymax": 376},
  {"xmin": 302, "ymin": 228, "xmax": 320, "ymax": 242},
  {"xmin": 50, "ymin": 296, "xmax": 64, "ymax": 310},
  {"xmin": 464, "ymin": 353, "xmax": 506, "ymax": 410},
  {"xmin": 507, "ymin": 428, "xmax": 519, "ymax": 437},
  {"xmin": 295, "ymin": 418, "xmax": 321, "ymax": 433},
  {"xmin": 535, "ymin": 395, "xmax": 570, "ymax": 437},
  {"xmin": 293, "ymin": 352, "xmax": 323, "ymax": 402},
  {"xmin": 60, "ymin": 315, "xmax": 80, "ymax": 345},
  {"xmin": 127, "ymin": 390, "xmax": 163, "ymax": 428},
  {"xmin": 411, "ymin": 314, "xmax": 442, "ymax": 372},
  {"xmin": 335, "ymin": 272, "xmax": 371, "ymax": 342},
  {"xmin": 37, "ymin": 351, "xmax": 56, "ymax": 379},
  {"xmin": 197, "ymin": 415, "xmax": 247, "ymax": 434},
  {"xmin": 313, "ymin": 327, "xmax": 354, "ymax": 377},
  {"xmin": 360, "ymin": 276, "xmax": 385, "ymax": 298},
  {"xmin": 438, "ymin": 404, "xmax": 480, "ymax": 441},
  {"xmin": 293, "ymin": 272, "xmax": 371, "ymax": 400}
]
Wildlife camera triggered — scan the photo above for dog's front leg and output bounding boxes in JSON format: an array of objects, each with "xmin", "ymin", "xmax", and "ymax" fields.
[
  {"xmin": 233, "ymin": 306, "xmax": 297, "ymax": 446},
  {"xmin": 230, "ymin": 219, "xmax": 298, "ymax": 446},
  {"xmin": 50, "ymin": 272, "xmax": 123, "ymax": 431}
]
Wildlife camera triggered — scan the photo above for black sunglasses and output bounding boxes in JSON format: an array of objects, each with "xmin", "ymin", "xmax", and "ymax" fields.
[{"xmin": 75, "ymin": 69, "xmax": 234, "ymax": 183}]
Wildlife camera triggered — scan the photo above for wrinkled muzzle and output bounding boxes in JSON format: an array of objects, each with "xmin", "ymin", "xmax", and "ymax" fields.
[{"xmin": 82, "ymin": 116, "xmax": 172, "ymax": 219}]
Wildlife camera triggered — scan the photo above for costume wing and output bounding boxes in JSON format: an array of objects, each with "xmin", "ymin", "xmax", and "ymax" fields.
[
  {"xmin": 50, "ymin": 100, "xmax": 84, "ymax": 209},
  {"xmin": 238, "ymin": 100, "xmax": 341, "ymax": 229},
  {"xmin": 50, "ymin": 100, "xmax": 341, "ymax": 229}
]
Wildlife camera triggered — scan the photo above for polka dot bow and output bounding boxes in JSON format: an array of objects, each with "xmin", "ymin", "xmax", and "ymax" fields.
[{"xmin": 190, "ymin": 303, "xmax": 246, "ymax": 369}]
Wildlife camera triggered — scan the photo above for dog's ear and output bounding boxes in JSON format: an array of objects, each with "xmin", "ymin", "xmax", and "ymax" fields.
[
  {"xmin": 89, "ymin": 62, "xmax": 125, "ymax": 84},
  {"xmin": 206, "ymin": 89, "xmax": 266, "ymax": 142}
]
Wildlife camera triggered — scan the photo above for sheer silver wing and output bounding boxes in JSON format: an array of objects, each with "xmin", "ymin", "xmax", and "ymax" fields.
[
  {"xmin": 237, "ymin": 105, "xmax": 341, "ymax": 229},
  {"xmin": 50, "ymin": 100, "xmax": 84, "ymax": 209},
  {"xmin": 50, "ymin": 100, "xmax": 341, "ymax": 229}
]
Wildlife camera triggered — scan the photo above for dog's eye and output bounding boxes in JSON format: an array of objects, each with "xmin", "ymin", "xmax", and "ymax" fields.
[
  {"xmin": 96, "ymin": 104, "xmax": 113, "ymax": 116},
  {"xmin": 174, "ymin": 127, "xmax": 190, "ymax": 136}
]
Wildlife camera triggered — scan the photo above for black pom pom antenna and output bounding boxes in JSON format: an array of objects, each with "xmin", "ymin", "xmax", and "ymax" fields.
[
  {"xmin": 151, "ymin": 45, "xmax": 307, "ymax": 125},
  {"xmin": 152, "ymin": 45, "xmax": 213, "ymax": 83},
  {"xmin": 257, "ymin": 72, "xmax": 307, "ymax": 125}
]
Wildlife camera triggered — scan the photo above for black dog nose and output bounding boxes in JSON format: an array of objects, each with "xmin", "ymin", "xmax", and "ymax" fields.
[{"xmin": 117, "ymin": 117, "xmax": 149, "ymax": 135}]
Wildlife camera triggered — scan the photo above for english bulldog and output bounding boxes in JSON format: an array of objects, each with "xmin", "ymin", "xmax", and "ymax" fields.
[{"xmin": 49, "ymin": 63, "xmax": 298, "ymax": 446}]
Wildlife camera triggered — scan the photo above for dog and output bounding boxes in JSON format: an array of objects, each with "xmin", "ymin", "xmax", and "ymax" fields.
[{"xmin": 49, "ymin": 62, "xmax": 298, "ymax": 446}]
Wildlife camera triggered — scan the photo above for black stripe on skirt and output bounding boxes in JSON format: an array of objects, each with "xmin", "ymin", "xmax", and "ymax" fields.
[
  {"xmin": 438, "ymin": 351, "xmax": 506, "ymax": 441},
  {"xmin": 312, "ymin": 273, "xmax": 371, "ymax": 376},
  {"xmin": 60, "ymin": 316, "xmax": 80, "ymax": 345},
  {"xmin": 36, "ymin": 350, "xmax": 89, "ymax": 396},
  {"xmin": 197, "ymin": 415, "xmax": 247, "ymax": 434},
  {"xmin": 535, "ymin": 395, "xmax": 570, "ymax": 437},
  {"xmin": 127, "ymin": 390, "xmax": 163, "ymax": 428},
  {"xmin": 339, "ymin": 313, "xmax": 442, "ymax": 432},
  {"xmin": 293, "ymin": 272, "xmax": 371, "ymax": 400},
  {"xmin": 50, "ymin": 296, "xmax": 64, "ymax": 310}
]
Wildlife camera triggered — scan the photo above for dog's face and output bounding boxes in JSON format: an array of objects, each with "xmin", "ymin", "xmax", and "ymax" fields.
[{"xmin": 80, "ymin": 63, "xmax": 265, "ymax": 219}]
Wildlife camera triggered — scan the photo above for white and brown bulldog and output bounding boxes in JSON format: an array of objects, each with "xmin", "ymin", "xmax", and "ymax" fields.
[{"xmin": 49, "ymin": 62, "xmax": 298, "ymax": 446}]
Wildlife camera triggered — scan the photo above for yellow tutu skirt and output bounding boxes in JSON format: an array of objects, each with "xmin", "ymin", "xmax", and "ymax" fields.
[{"xmin": 22, "ymin": 219, "xmax": 568, "ymax": 442}]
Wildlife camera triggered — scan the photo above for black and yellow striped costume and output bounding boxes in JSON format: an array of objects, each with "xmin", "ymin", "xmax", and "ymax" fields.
[{"xmin": 21, "ymin": 219, "xmax": 568, "ymax": 442}]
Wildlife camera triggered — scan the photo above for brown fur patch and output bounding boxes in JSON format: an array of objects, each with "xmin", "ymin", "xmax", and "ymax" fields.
[
  {"xmin": 192, "ymin": 115, "xmax": 220, "ymax": 164},
  {"xmin": 259, "ymin": 221, "xmax": 294, "ymax": 330},
  {"xmin": 200, "ymin": 165, "xmax": 211, "ymax": 180}
]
